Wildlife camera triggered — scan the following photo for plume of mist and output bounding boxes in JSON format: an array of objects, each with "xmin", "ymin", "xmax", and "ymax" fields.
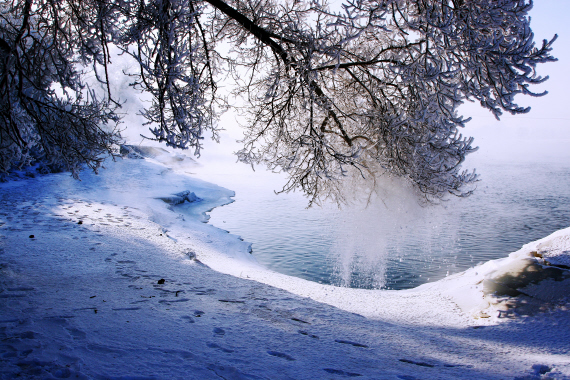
[{"xmin": 327, "ymin": 169, "xmax": 458, "ymax": 288}]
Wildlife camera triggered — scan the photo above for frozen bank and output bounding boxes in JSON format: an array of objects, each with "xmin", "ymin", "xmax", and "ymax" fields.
[{"xmin": 0, "ymin": 151, "xmax": 569, "ymax": 379}]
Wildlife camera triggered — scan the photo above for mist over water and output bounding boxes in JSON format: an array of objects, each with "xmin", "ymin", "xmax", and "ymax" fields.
[
  {"xmin": 175, "ymin": 87, "xmax": 570, "ymax": 290},
  {"xmin": 200, "ymin": 159, "xmax": 570, "ymax": 290}
]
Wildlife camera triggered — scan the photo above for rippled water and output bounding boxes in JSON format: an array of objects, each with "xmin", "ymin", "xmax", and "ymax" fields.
[{"xmin": 202, "ymin": 160, "xmax": 570, "ymax": 290}]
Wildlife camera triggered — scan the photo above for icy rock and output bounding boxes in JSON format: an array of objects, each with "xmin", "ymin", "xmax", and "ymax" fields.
[
  {"xmin": 119, "ymin": 145, "xmax": 145, "ymax": 159},
  {"xmin": 158, "ymin": 195, "xmax": 186, "ymax": 205},
  {"xmin": 482, "ymin": 256, "xmax": 570, "ymax": 317},
  {"xmin": 158, "ymin": 190, "xmax": 201, "ymax": 205},
  {"xmin": 443, "ymin": 229, "xmax": 570, "ymax": 320},
  {"xmin": 175, "ymin": 190, "xmax": 199, "ymax": 203}
]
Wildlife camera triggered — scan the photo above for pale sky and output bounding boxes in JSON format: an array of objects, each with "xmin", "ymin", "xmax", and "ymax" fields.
[{"xmin": 463, "ymin": 0, "xmax": 570, "ymax": 164}]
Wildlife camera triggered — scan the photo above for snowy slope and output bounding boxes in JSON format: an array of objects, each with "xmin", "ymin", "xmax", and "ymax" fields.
[{"xmin": 1, "ymin": 153, "xmax": 569, "ymax": 379}]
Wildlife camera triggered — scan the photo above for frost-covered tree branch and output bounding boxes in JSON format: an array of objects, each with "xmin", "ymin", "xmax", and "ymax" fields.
[
  {"xmin": 0, "ymin": 0, "xmax": 121, "ymax": 176},
  {"xmin": 0, "ymin": 0, "xmax": 556, "ymax": 203},
  {"xmin": 222, "ymin": 0, "xmax": 556, "ymax": 203}
]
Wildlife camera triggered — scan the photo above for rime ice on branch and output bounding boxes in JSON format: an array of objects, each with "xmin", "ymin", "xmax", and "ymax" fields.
[{"xmin": 0, "ymin": 0, "xmax": 556, "ymax": 202}]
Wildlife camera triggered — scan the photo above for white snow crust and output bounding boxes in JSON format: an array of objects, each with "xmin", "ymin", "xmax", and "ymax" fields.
[{"xmin": 1, "ymin": 152, "xmax": 569, "ymax": 380}]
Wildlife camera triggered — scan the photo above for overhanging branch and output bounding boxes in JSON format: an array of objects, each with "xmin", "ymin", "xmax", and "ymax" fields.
[{"xmin": 203, "ymin": 0, "xmax": 292, "ymax": 66}]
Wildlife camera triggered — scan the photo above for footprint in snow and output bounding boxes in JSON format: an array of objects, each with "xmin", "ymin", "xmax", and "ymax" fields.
[
  {"xmin": 7, "ymin": 287, "xmax": 35, "ymax": 292},
  {"xmin": 218, "ymin": 299, "xmax": 245, "ymax": 304},
  {"xmin": 323, "ymin": 368, "xmax": 362, "ymax": 377},
  {"xmin": 158, "ymin": 298, "xmax": 190, "ymax": 304},
  {"xmin": 117, "ymin": 272, "xmax": 139, "ymax": 280},
  {"xmin": 213, "ymin": 327, "xmax": 225, "ymax": 336},
  {"xmin": 193, "ymin": 289, "xmax": 216, "ymax": 295},
  {"xmin": 207, "ymin": 342, "xmax": 234, "ymax": 353},
  {"xmin": 73, "ymin": 307, "xmax": 97, "ymax": 312},
  {"xmin": 181, "ymin": 316, "xmax": 195, "ymax": 323},
  {"xmin": 193, "ymin": 310, "xmax": 205, "ymax": 317},
  {"xmin": 207, "ymin": 364, "xmax": 256, "ymax": 380},
  {"xmin": 131, "ymin": 299, "xmax": 150, "ymax": 304},
  {"xmin": 0, "ymin": 294, "xmax": 25, "ymax": 299},
  {"xmin": 267, "ymin": 351, "xmax": 295, "ymax": 361},
  {"xmin": 335, "ymin": 339, "xmax": 368, "ymax": 348},
  {"xmin": 399, "ymin": 359, "xmax": 435, "ymax": 368},
  {"xmin": 65, "ymin": 327, "xmax": 86, "ymax": 340},
  {"xmin": 17, "ymin": 331, "xmax": 36, "ymax": 339},
  {"xmin": 298, "ymin": 330, "xmax": 319, "ymax": 339}
]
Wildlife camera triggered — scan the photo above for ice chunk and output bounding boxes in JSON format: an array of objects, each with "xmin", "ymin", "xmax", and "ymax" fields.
[
  {"xmin": 175, "ymin": 190, "xmax": 199, "ymax": 203},
  {"xmin": 158, "ymin": 190, "xmax": 201, "ymax": 205}
]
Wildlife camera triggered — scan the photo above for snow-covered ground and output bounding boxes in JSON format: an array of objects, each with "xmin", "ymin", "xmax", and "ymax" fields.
[{"xmin": 1, "ymin": 150, "xmax": 569, "ymax": 380}]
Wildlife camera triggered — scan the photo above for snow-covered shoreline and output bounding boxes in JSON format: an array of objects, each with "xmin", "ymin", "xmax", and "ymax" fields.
[{"xmin": 1, "ymin": 153, "xmax": 569, "ymax": 379}]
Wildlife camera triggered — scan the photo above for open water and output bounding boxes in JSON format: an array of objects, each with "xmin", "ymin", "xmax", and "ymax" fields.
[{"xmin": 202, "ymin": 160, "xmax": 570, "ymax": 290}]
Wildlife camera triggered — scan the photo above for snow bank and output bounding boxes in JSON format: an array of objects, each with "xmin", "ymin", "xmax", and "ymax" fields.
[
  {"xmin": 1, "ymin": 150, "xmax": 569, "ymax": 379},
  {"xmin": 433, "ymin": 227, "xmax": 570, "ymax": 320},
  {"xmin": 196, "ymin": 223, "xmax": 570, "ymax": 326}
]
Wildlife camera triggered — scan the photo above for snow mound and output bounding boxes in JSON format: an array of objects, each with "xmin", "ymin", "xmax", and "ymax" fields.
[
  {"xmin": 536, "ymin": 234, "xmax": 570, "ymax": 268},
  {"xmin": 438, "ymin": 227, "xmax": 570, "ymax": 320}
]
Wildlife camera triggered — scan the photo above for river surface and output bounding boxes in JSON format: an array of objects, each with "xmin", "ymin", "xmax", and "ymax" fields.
[{"xmin": 195, "ymin": 159, "xmax": 570, "ymax": 290}]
